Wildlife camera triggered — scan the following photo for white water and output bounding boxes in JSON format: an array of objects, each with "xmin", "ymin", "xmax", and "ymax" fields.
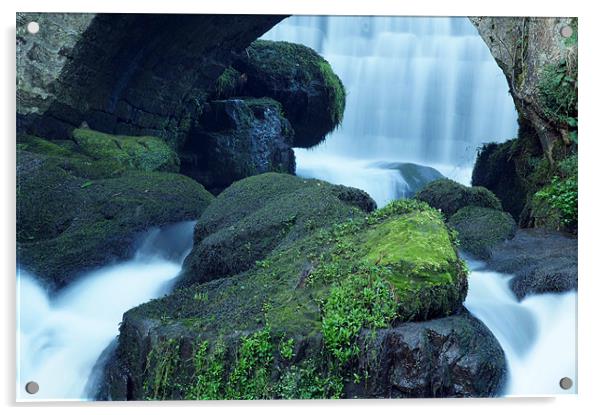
[
  {"xmin": 263, "ymin": 16, "xmax": 518, "ymax": 205},
  {"xmin": 464, "ymin": 258, "xmax": 577, "ymax": 395},
  {"xmin": 16, "ymin": 221, "xmax": 196, "ymax": 401}
]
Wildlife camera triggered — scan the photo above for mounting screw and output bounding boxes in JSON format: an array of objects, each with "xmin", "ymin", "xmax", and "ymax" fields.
[
  {"xmin": 560, "ymin": 25, "xmax": 573, "ymax": 38},
  {"xmin": 559, "ymin": 377, "xmax": 573, "ymax": 390},
  {"xmin": 25, "ymin": 381, "xmax": 39, "ymax": 394},
  {"xmin": 26, "ymin": 21, "xmax": 39, "ymax": 34}
]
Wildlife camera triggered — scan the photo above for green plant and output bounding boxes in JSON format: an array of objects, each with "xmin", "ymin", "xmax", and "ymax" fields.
[
  {"xmin": 538, "ymin": 62, "xmax": 578, "ymax": 143},
  {"xmin": 144, "ymin": 338, "xmax": 180, "ymax": 400},
  {"xmin": 186, "ymin": 340, "xmax": 226, "ymax": 400},
  {"xmin": 535, "ymin": 156, "xmax": 578, "ymax": 227},
  {"xmin": 279, "ymin": 337, "xmax": 295, "ymax": 360},
  {"xmin": 226, "ymin": 325, "xmax": 273, "ymax": 399},
  {"xmin": 321, "ymin": 265, "xmax": 397, "ymax": 364},
  {"xmin": 215, "ymin": 66, "xmax": 241, "ymax": 98}
]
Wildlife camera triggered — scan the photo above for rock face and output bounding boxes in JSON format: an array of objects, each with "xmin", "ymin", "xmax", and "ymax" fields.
[
  {"xmin": 95, "ymin": 196, "xmax": 503, "ymax": 400},
  {"xmin": 178, "ymin": 173, "xmax": 376, "ymax": 287},
  {"xmin": 470, "ymin": 17, "xmax": 578, "ymax": 233},
  {"xmin": 233, "ymin": 40, "xmax": 346, "ymax": 148},
  {"xmin": 16, "ymin": 137, "xmax": 214, "ymax": 290},
  {"xmin": 487, "ymin": 228, "xmax": 577, "ymax": 299},
  {"xmin": 180, "ymin": 98, "xmax": 295, "ymax": 194},
  {"xmin": 449, "ymin": 206, "xmax": 517, "ymax": 259},
  {"xmin": 415, "ymin": 179, "xmax": 502, "ymax": 218},
  {"xmin": 470, "ymin": 17, "xmax": 577, "ymax": 160},
  {"xmin": 17, "ymin": 13, "xmax": 286, "ymax": 146}
]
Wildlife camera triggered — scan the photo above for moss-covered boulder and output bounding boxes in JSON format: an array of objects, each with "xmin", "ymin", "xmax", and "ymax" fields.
[
  {"xmin": 178, "ymin": 173, "xmax": 376, "ymax": 286},
  {"xmin": 180, "ymin": 98, "xmax": 295, "ymax": 194},
  {"xmin": 96, "ymin": 199, "xmax": 501, "ymax": 401},
  {"xmin": 17, "ymin": 147, "xmax": 213, "ymax": 290},
  {"xmin": 233, "ymin": 40, "xmax": 345, "ymax": 148},
  {"xmin": 449, "ymin": 206, "xmax": 517, "ymax": 259},
  {"xmin": 415, "ymin": 178, "xmax": 502, "ymax": 218},
  {"xmin": 72, "ymin": 128, "xmax": 180, "ymax": 172}
]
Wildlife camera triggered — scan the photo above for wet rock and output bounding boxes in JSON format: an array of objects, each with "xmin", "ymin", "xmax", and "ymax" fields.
[
  {"xmin": 375, "ymin": 162, "xmax": 444, "ymax": 198},
  {"xmin": 487, "ymin": 228, "xmax": 577, "ymax": 299},
  {"xmin": 180, "ymin": 98, "xmax": 295, "ymax": 194}
]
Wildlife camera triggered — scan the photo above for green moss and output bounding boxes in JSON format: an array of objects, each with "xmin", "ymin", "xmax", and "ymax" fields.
[
  {"xmin": 534, "ymin": 155, "xmax": 578, "ymax": 230},
  {"xmin": 238, "ymin": 40, "xmax": 346, "ymax": 147},
  {"xmin": 144, "ymin": 338, "xmax": 181, "ymax": 400},
  {"xmin": 214, "ymin": 66, "xmax": 242, "ymax": 98},
  {"xmin": 72, "ymin": 128, "xmax": 180, "ymax": 172},
  {"xmin": 449, "ymin": 206, "xmax": 517, "ymax": 259}
]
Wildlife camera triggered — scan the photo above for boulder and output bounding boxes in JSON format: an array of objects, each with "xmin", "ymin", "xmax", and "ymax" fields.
[
  {"xmin": 16, "ymin": 146, "xmax": 214, "ymax": 290},
  {"xmin": 233, "ymin": 40, "xmax": 346, "ymax": 148},
  {"xmin": 415, "ymin": 178, "xmax": 502, "ymax": 218},
  {"xmin": 180, "ymin": 98, "xmax": 295, "ymax": 194},
  {"xmin": 487, "ymin": 229, "xmax": 577, "ymax": 299},
  {"xmin": 449, "ymin": 206, "xmax": 517, "ymax": 259},
  {"xmin": 96, "ymin": 199, "xmax": 492, "ymax": 400},
  {"xmin": 178, "ymin": 173, "xmax": 376, "ymax": 286},
  {"xmin": 375, "ymin": 162, "xmax": 444, "ymax": 198}
]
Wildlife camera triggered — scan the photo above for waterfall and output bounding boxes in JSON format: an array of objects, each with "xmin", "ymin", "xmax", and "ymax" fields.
[
  {"xmin": 16, "ymin": 221, "xmax": 196, "ymax": 401},
  {"xmin": 263, "ymin": 16, "xmax": 518, "ymax": 205}
]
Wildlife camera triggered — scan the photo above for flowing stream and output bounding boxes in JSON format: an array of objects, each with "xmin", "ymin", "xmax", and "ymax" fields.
[{"xmin": 16, "ymin": 221, "xmax": 196, "ymax": 401}]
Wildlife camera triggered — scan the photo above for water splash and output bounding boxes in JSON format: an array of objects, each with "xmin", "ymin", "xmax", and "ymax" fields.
[{"xmin": 16, "ymin": 221, "xmax": 196, "ymax": 401}]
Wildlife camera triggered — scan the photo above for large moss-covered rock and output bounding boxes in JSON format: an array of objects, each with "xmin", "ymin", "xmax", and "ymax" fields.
[
  {"xmin": 17, "ymin": 147, "xmax": 213, "ymax": 289},
  {"xmin": 178, "ymin": 173, "xmax": 376, "ymax": 286},
  {"xmin": 180, "ymin": 98, "xmax": 295, "ymax": 193},
  {"xmin": 449, "ymin": 206, "xmax": 517, "ymax": 259},
  {"xmin": 72, "ymin": 128, "xmax": 179, "ymax": 172},
  {"xmin": 233, "ymin": 40, "xmax": 345, "ymax": 148},
  {"xmin": 415, "ymin": 178, "xmax": 502, "ymax": 218},
  {"xmin": 96, "ymin": 199, "xmax": 497, "ymax": 401}
]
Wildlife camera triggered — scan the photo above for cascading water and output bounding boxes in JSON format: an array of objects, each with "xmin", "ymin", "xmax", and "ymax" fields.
[
  {"xmin": 263, "ymin": 16, "xmax": 518, "ymax": 206},
  {"xmin": 16, "ymin": 221, "xmax": 196, "ymax": 401},
  {"xmin": 265, "ymin": 16, "xmax": 576, "ymax": 395},
  {"xmin": 464, "ymin": 258, "xmax": 577, "ymax": 395}
]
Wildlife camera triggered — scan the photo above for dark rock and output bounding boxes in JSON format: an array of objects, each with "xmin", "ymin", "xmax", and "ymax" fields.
[
  {"xmin": 17, "ymin": 13, "xmax": 286, "ymax": 147},
  {"xmin": 233, "ymin": 40, "xmax": 345, "ymax": 148},
  {"xmin": 449, "ymin": 206, "xmax": 517, "ymax": 259},
  {"xmin": 352, "ymin": 310, "xmax": 506, "ymax": 398},
  {"xmin": 180, "ymin": 98, "xmax": 295, "ymax": 194},
  {"xmin": 178, "ymin": 172, "xmax": 376, "ymax": 286},
  {"xmin": 16, "ymin": 148, "xmax": 214, "ymax": 290},
  {"xmin": 486, "ymin": 228, "xmax": 577, "ymax": 299},
  {"xmin": 415, "ymin": 178, "xmax": 502, "ymax": 218},
  {"xmin": 375, "ymin": 162, "xmax": 444, "ymax": 198}
]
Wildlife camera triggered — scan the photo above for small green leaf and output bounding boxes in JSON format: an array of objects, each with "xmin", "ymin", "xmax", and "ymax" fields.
[{"xmin": 81, "ymin": 180, "xmax": 94, "ymax": 188}]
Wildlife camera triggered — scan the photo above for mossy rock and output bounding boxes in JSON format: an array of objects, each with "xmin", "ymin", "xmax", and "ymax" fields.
[
  {"xmin": 17, "ymin": 150, "xmax": 213, "ymax": 289},
  {"xmin": 415, "ymin": 178, "xmax": 502, "ymax": 218},
  {"xmin": 178, "ymin": 173, "xmax": 376, "ymax": 286},
  {"xmin": 72, "ymin": 128, "xmax": 180, "ymax": 173},
  {"xmin": 234, "ymin": 40, "xmax": 345, "ymax": 148},
  {"xmin": 449, "ymin": 206, "xmax": 517, "ymax": 259},
  {"xmin": 98, "ymin": 199, "xmax": 477, "ymax": 400}
]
